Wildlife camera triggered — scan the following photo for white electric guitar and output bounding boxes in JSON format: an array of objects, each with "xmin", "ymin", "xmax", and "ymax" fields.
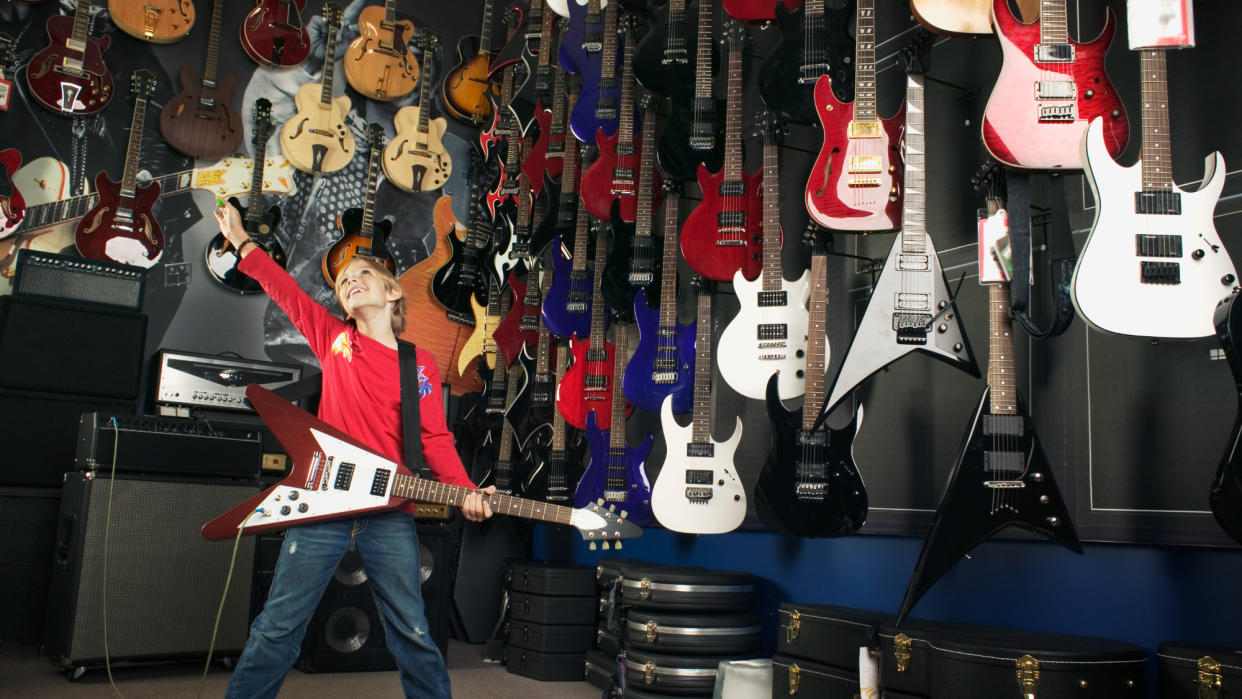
[
  {"xmin": 1071, "ymin": 48, "xmax": 1237, "ymax": 339},
  {"xmin": 823, "ymin": 39, "xmax": 978, "ymax": 415},
  {"xmin": 717, "ymin": 114, "xmax": 814, "ymax": 401},
  {"xmin": 652, "ymin": 277, "xmax": 747, "ymax": 534}
]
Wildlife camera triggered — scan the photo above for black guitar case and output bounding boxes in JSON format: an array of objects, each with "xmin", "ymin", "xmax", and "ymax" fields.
[
  {"xmin": 619, "ymin": 564, "xmax": 755, "ymax": 613},
  {"xmin": 1158, "ymin": 642, "xmax": 1242, "ymax": 698},
  {"xmin": 625, "ymin": 610, "xmax": 762, "ymax": 656},
  {"xmin": 623, "ymin": 648, "xmax": 751, "ymax": 696}
]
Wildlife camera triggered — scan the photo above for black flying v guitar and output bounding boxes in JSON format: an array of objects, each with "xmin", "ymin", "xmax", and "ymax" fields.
[{"xmin": 896, "ymin": 167, "xmax": 1082, "ymax": 624}]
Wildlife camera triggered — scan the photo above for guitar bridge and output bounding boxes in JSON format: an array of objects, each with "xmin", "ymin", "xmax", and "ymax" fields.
[
  {"xmin": 1038, "ymin": 104, "xmax": 1075, "ymax": 122},
  {"xmin": 1141, "ymin": 261, "xmax": 1181, "ymax": 285},
  {"xmin": 651, "ymin": 371, "xmax": 677, "ymax": 384},
  {"xmin": 892, "ymin": 313, "xmax": 931, "ymax": 344},
  {"xmin": 984, "ymin": 480, "xmax": 1026, "ymax": 489},
  {"xmin": 684, "ymin": 486, "xmax": 714, "ymax": 502},
  {"xmin": 795, "ymin": 482, "xmax": 826, "ymax": 501}
]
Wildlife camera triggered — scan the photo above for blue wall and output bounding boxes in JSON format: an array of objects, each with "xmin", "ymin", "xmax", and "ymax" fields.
[{"xmin": 532, "ymin": 525, "xmax": 1242, "ymax": 693}]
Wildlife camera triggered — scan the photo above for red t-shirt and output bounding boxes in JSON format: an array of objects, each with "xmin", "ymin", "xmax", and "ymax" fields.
[{"xmin": 239, "ymin": 251, "xmax": 476, "ymax": 498}]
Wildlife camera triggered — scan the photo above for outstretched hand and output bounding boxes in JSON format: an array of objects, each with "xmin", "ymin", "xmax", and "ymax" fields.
[
  {"xmin": 462, "ymin": 486, "xmax": 496, "ymax": 522},
  {"xmin": 212, "ymin": 201, "xmax": 250, "ymax": 251}
]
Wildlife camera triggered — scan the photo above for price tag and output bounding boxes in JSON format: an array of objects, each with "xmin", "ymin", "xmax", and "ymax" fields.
[
  {"xmin": 1128, "ymin": 0, "xmax": 1195, "ymax": 49},
  {"xmin": 978, "ymin": 209, "xmax": 1011, "ymax": 284},
  {"xmin": 0, "ymin": 77, "xmax": 12, "ymax": 112}
]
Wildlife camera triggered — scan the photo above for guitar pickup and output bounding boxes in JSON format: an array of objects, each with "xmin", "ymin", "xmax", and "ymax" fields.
[
  {"xmin": 335, "ymin": 462, "xmax": 355, "ymax": 490},
  {"xmin": 584, "ymin": 375, "xmax": 608, "ymax": 390},
  {"xmin": 685, "ymin": 468, "xmax": 713, "ymax": 482},
  {"xmin": 1034, "ymin": 81, "xmax": 1076, "ymax": 100},
  {"xmin": 653, "ymin": 356, "xmax": 679, "ymax": 370},
  {"xmin": 1135, "ymin": 234, "xmax": 1182, "ymax": 258},
  {"xmin": 897, "ymin": 254, "xmax": 929, "ymax": 271},
  {"xmin": 1134, "ymin": 191, "xmax": 1182, "ymax": 215},
  {"xmin": 1141, "ymin": 261, "xmax": 1181, "ymax": 285},
  {"xmin": 758, "ymin": 291, "xmax": 788, "ymax": 308},
  {"xmin": 1038, "ymin": 104, "xmax": 1075, "ymax": 122},
  {"xmin": 757, "ymin": 342, "xmax": 787, "ymax": 350},
  {"xmin": 717, "ymin": 211, "xmax": 746, "ymax": 231},
  {"xmin": 567, "ymin": 300, "xmax": 587, "ymax": 313},
  {"xmin": 848, "ymin": 120, "xmax": 881, "ymax": 138},
  {"xmin": 984, "ymin": 451, "xmax": 1025, "ymax": 473},
  {"xmin": 719, "ymin": 181, "xmax": 746, "ymax": 197},
  {"xmin": 603, "ymin": 489, "xmax": 626, "ymax": 502},
  {"xmin": 628, "ymin": 271, "xmax": 654, "ymax": 285},
  {"xmin": 797, "ymin": 430, "xmax": 827, "ymax": 447},
  {"xmin": 1034, "ymin": 43, "xmax": 1075, "ymax": 63},
  {"xmin": 595, "ymin": 103, "xmax": 617, "ymax": 120},
  {"xmin": 758, "ymin": 324, "xmax": 788, "ymax": 339},
  {"xmin": 684, "ymin": 487, "xmax": 714, "ymax": 502},
  {"xmin": 612, "ymin": 167, "xmax": 635, "ymax": 181},
  {"xmin": 892, "ymin": 313, "xmax": 931, "ymax": 344},
  {"xmin": 520, "ymin": 314, "xmax": 540, "ymax": 332},
  {"xmin": 983, "ymin": 414, "xmax": 1024, "ymax": 437},
  {"xmin": 894, "ymin": 292, "xmax": 929, "ymax": 311},
  {"xmin": 372, "ymin": 469, "xmax": 393, "ymax": 497},
  {"xmin": 686, "ymin": 439, "xmax": 715, "ymax": 456},
  {"xmin": 848, "ymin": 156, "xmax": 882, "ymax": 173}
]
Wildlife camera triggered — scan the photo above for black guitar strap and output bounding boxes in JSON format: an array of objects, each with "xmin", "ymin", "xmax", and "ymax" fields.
[{"xmin": 1006, "ymin": 172, "xmax": 1077, "ymax": 338}]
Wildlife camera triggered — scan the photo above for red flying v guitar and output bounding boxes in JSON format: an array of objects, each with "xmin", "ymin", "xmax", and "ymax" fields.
[{"xmin": 202, "ymin": 384, "xmax": 642, "ymax": 546}]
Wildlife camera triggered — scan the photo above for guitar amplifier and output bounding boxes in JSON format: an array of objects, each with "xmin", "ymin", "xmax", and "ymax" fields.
[
  {"xmin": 12, "ymin": 249, "xmax": 146, "ymax": 312},
  {"xmin": 153, "ymin": 349, "xmax": 304, "ymax": 415},
  {"xmin": 75, "ymin": 412, "xmax": 263, "ymax": 480}
]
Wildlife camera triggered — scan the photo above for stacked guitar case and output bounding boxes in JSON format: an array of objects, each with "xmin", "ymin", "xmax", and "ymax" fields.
[
  {"xmin": 773, "ymin": 602, "xmax": 1150, "ymax": 697},
  {"xmin": 1157, "ymin": 643, "xmax": 1242, "ymax": 697},
  {"xmin": 591, "ymin": 559, "xmax": 761, "ymax": 698},
  {"xmin": 503, "ymin": 560, "xmax": 598, "ymax": 681}
]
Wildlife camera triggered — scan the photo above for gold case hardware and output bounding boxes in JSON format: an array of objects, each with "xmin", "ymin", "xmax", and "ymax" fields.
[
  {"xmin": 1197, "ymin": 655, "xmax": 1222, "ymax": 699},
  {"xmin": 645, "ymin": 620, "xmax": 657, "ymax": 643},
  {"xmin": 639, "ymin": 578, "xmax": 651, "ymax": 600},
  {"xmin": 1016, "ymin": 654, "xmax": 1040, "ymax": 699},
  {"xmin": 787, "ymin": 609, "xmax": 800, "ymax": 644},
  {"xmin": 893, "ymin": 634, "xmax": 911, "ymax": 672},
  {"xmin": 788, "ymin": 663, "xmax": 800, "ymax": 695},
  {"xmin": 643, "ymin": 661, "xmax": 655, "ymax": 684}
]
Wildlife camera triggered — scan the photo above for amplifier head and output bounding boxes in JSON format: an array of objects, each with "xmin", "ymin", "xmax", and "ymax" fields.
[
  {"xmin": 13, "ymin": 249, "xmax": 147, "ymax": 312},
  {"xmin": 155, "ymin": 349, "xmax": 303, "ymax": 414}
]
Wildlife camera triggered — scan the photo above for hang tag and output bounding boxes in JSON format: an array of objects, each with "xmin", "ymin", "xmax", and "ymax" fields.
[
  {"xmin": 1127, "ymin": 0, "xmax": 1195, "ymax": 48},
  {"xmin": 978, "ymin": 208, "xmax": 1011, "ymax": 284},
  {"xmin": 0, "ymin": 77, "xmax": 11, "ymax": 112}
]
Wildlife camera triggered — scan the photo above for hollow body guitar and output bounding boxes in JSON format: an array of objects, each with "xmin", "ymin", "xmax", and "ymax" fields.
[
  {"xmin": 343, "ymin": 0, "xmax": 420, "ymax": 101},
  {"xmin": 26, "ymin": 3, "xmax": 114, "ymax": 115},
  {"xmin": 321, "ymin": 125, "xmax": 394, "ymax": 285},
  {"xmin": 384, "ymin": 33, "xmax": 452, "ymax": 192},
  {"xmin": 281, "ymin": 5, "xmax": 355, "ymax": 174},
  {"xmin": 241, "ymin": 0, "xmax": 312, "ymax": 68},
  {"xmin": 158, "ymin": 0, "xmax": 243, "ymax": 160},
  {"xmin": 440, "ymin": 0, "xmax": 500, "ymax": 125},
  {"xmin": 109, "ymin": 0, "xmax": 194, "ymax": 43}
]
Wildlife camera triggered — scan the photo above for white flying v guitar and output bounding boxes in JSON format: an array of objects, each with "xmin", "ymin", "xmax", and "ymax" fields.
[
  {"xmin": 823, "ymin": 35, "xmax": 978, "ymax": 415},
  {"xmin": 202, "ymin": 384, "xmax": 642, "ymax": 548},
  {"xmin": 652, "ymin": 277, "xmax": 747, "ymax": 534},
  {"xmin": 717, "ymin": 113, "xmax": 814, "ymax": 401},
  {"xmin": 1071, "ymin": 48, "xmax": 1238, "ymax": 339}
]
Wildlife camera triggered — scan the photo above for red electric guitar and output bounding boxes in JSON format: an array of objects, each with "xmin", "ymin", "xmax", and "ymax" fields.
[
  {"xmin": 522, "ymin": 23, "xmax": 569, "ymax": 199},
  {"xmin": 980, "ymin": 0, "xmax": 1128, "ymax": 170},
  {"xmin": 74, "ymin": 70, "xmax": 163, "ymax": 268},
  {"xmin": 159, "ymin": 0, "xmax": 243, "ymax": 159},
  {"xmin": 678, "ymin": 20, "xmax": 763, "ymax": 283},
  {"xmin": 240, "ymin": 0, "xmax": 312, "ymax": 68},
  {"xmin": 26, "ymin": 0, "xmax": 114, "ymax": 115},
  {"xmin": 722, "ymin": 0, "xmax": 801, "ymax": 21},
  {"xmin": 804, "ymin": 0, "xmax": 903, "ymax": 232}
]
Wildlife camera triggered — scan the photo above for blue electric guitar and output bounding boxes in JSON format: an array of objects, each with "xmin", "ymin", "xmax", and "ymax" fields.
[
  {"xmin": 542, "ymin": 187, "xmax": 608, "ymax": 339},
  {"xmin": 566, "ymin": 0, "xmax": 624, "ymax": 142}
]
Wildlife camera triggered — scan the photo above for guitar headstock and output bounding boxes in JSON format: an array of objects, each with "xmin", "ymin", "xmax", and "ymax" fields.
[
  {"xmin": 570, "ymin": 499, "xmax": 644, "ymax": 546},
  {"xmin": 661, "ymin": 174, "xmax": 684, "ymax": 198},
  {"xmin": 322, "ymin": 3, "xmax": 343, "ymax": 31},
  {"xmin": 899, "ymin": 27, "xmax": 935, "ymax": 75},
  {"xmin": 803, "ymin": 222, "xmax": 833, "ymax": 256},
  {"xmin": 366, "ymin": 122, "xmax": 385, "ymax": 149},
  {"xmin": 0, "ymin": 35, "xmax": 14, "ymax": 79},
  {"xmin": 130, "ymin": 69, "xmax": 157, "ymax": 100},
  {"xmin": 252, "ymin": 98, "xmax": 274, "ymax": 143},
  {"xmin": 420, "ymin": 29, "xmax": 439, "ymax": 52},
  {"xmin": 724, "ymin": 17, "xmax": 747, "ymax": 52},
  {"xmin": 692, "ymin": 273, "xmax": 713, "ymax": 294},
  {"xmin": 750, "ymin": 110, "xmax": 785, "ymax": 145}
]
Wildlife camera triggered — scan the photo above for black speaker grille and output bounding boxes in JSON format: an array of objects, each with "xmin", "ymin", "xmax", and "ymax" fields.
[{"xmin": 13, "ymin": 249, "xmax": 146, "ymax": 311}]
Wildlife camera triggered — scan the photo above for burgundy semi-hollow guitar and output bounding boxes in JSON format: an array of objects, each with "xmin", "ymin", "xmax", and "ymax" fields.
[
  {"xmin": 980, "ymin": 0, "xmax": 1128, "ymax": 170},
  {"xmin": 159, "ymin": 0, "xmax": 243, "ymax": 159},
  {"xmin": 241, "ymin": 0, "xmax": 312, "ymax": 68},
  {"xmin": 26, "ymin": 0, "xmax": 114, "ymax": 115},
  {"xmin": 75, "ymin": 70, "xmax": 164, "ymax": 268}
]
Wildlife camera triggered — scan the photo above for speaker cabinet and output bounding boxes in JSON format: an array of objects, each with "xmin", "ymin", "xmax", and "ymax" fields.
[
  {"xmin": 0, "ymin": 390, "xmax": 135, "ymax": 487},
  {"xmin": 42, "ymin": 473, "xmax": 259, "ymax": 668},
  {"xmin": 0, "ymin": 487, "xmax": 61, "ymax": 643},
  {"xmin": 298, "ymin": 521, "xmax": 454, "ymax": 673},
  {"xmin": 0, "ymin": 295, "xmax": 146, "ymax": 400}
]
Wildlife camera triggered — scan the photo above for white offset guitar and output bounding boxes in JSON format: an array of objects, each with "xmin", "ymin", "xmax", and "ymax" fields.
[
  {"xmin": 718, "ymin": 113, "xmax": 814, "ymax": 401},
  {"xmin": 652, "ymin": 277, "xmax": 746, "ymax": 535},
  {"xmin": 1071, "ymin": 47, "xmax": 1237, "ymax": 338}
]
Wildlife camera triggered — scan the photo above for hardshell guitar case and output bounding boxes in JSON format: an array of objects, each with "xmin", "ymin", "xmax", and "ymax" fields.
[
  {"xmin": 625, "ymin": 610, "xmax": 762, "ymax": 656},
  {"xmin": 509, "ymin": 559, "xmax": 597, "ymax": 596},
  {"xmin": 1158, "ymin": 642, "xmax": 1242, "ymax": 698},
  {"xmin": 620, "ymin": 564, "xmax": 755, "ymax": 612}
]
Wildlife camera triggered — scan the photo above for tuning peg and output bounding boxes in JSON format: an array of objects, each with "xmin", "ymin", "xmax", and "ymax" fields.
[
  {"xmin": 620, "ymin": 510, "xmax": 628, "ymax": 519},
  {"xmin": 614, "ymin": 541, "xmax": 622, "ymax": 550},
  {"xmin": 589, "ymin": 542, "xmax": 597, "ymax": 551},
  {"xmin": 602, "ymin": 541, "xmax": 611, "ymax": 550},
  {"xmin": 597, "ymin": 499, "xmax": 605, "ymax": 507},
  {"xmin": 608, "ymin": 504, "xmax": 616, "ymax": 512}
]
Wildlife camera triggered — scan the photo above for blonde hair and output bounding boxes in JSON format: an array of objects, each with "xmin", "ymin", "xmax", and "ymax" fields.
[{"xmin": 335, "ymin": 256, "xmax": 407, "ymax": 336}]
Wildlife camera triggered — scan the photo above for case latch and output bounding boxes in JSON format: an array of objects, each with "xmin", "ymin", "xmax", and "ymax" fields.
[
  {"xmin": 643, "ymin": 661, "xmax": 656, "ymax": 684},
  {"xmin": 893, "ymin": 633, "xmax": 911, "ymax": 672},
  {"xmin": 787, "ymin": 609, "xmax": 801, "ymax": 644},
  {"xmin": 645, "ymin": 620, "xmax": 658, "ymax": 643},
  {"xmin": 788, "ymin": 662, "xmax": 800, "ymax": 695},
  {"xmin": 639, "ymin": 577, "xmax": 652, "ymax": 600},
  {"xmin": 1016, "ymin": 654, "xmax": 1040, "ymax": 699},
  {"xmin": 1197, "ymin": 655, "xmax": 1222, "ymax": 699}
]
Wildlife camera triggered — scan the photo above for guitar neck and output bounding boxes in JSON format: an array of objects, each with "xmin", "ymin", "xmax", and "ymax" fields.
[
  {"xmin": 359, "ymin": 145, "xmax": 383, "ymax": 237},
  {"xmin": 479, "ymin": 0, "xmax": 496, "ymax": 54},
  {"xmin": 531, "ymin": 0, "xmax": 550, "ymax": 49},
  {"xmin": 415, "ymin": 42, "xmax": 435, "ymax": 135},
  {"xmin": 607, "ymin": 321, "xmax": 630, "ymax": 449},
  {"xmin": 245, "ymin": 128, "xmax": 271, "ymax": 224},
  {"xmin": 853, "ymin": 0, "xmax": 877, "ymax": 122},
  {"xmin": 561, "ymin": 112, "xmax": 582, "ymax": 191},
  {"xmin": 1139, "ymin": 48, "xmax": 1173, "ymax": 192},
  {"xmin": 71, "ymin": 0, "xmax": 93, "ymax": 53},
  {"xmin": 571, "ymin": 187, "xmax": 591, "ymax": 270},
  {"xmin": 987, "ymin": 282, "xmax": 1017, "ymax": 415},
  {"xmin": 23, "ymin": 168, "xmax": 197, "ymax": 231},
  {"xmin": 899, "ymin": 71, "xmax": 927, "ymax": 260},
  {"xmin": 587, "ymin": 221, "xmax": 607, "ymax": 346},
  {"xmin": 392, "ymin": 471, "xmax": 575, "ymax": 525},
  {"xmin": 120, "ymin": 94, "xmax": 151, "ymax": 198},
  {"xmin": 384, "ymin": 0, "xmax": 398, "ymax": 26},
  {"xmin": 690, "ymin": 283, "xmax": 713, "ymax": 443},
  {"xmin": 760, "ymin": 136, "xmax": 782, "ymax": 291},
  {"xmin": 496, "ymin": 357, "xmax": 523, "ymax": 467},
  {"xmin": 722, "ymin": 34, "xmax": 744, "ymax": 181},
  {"xmin": 550, "ymin": 338, "xmax": 569, "ymax": 451},
  {"xmin": 801, "ymin": 255, "xmax": 828, "ymax": 431},
  {"xmin": 693, "ymin": 0, "xmax": 713, "ymax": 100},
  {"xmin": 319, "ymin": 16, "xmax": 342, "ymax": 106},
  {"xmin": 615, "ymin": 30, "xmax": 637, "ymax": 144},
  {"xmin": 1038, "ymin": 0, "xmax": 1069, "ymax": 46},
  {"xmin": 806, "ymin": 0, "xmax": 825, "ymax": 16},
  {"xmin": 657, "ymin": 192, "xmax": 680, "ymax": 329},
  {"xmin": 599, "ymin": 2, "xmax": 620, "ymax": 80},
  {"xmin": 203, "ymin": 0, "xmax": 226, "ymax": 84},
  {"xmin": 633, "ymin": 101, "xmax": 658, "ymax": 233}
]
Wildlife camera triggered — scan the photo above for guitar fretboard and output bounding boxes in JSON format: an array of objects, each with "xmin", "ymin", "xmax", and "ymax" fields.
[
  {"xmin": 550, "ymin": 338, "xmax": 570, "ymax": 451},
  {"xmin": 586, "ymin": 214, "xmax": 607, "ymax": 350},
  {"xmin": 319, "ymin": 8, "xmax": 342, "ymax": 106},
  {"xmin": 853, "ymin": 0, "xmax": 877, "ymax": 122},
  {"xmin": 391, "ymin": 472, "xmax": 575, "ymax": 525},
  {"xmin": 632, "ymin": 99, "xmax": 658, "ymax": 240},
  {"xmin": 900, "ymin": 72, "xmax": 927, "ymax": 259},
  {"xmin": 203, "ymin": 0, "xmax": 225, "ymax": 85},
  {"xmin": 690, "ymin": 281, "xmax": 713, "ymax": 444},
  {"xmin": 479, "ymin": 0, "xmax": 496, "ymax": 55},
  {"xmin": 71, "ymin": 0, "xmax": 92, "ymax": 53},
  {"xmin": 1139, "ymin": 49, "xmax": 1173, "ymax": 193},
  {"xmin": 359, "ymin": 138, "xmax": 383, "ymax": 237},
  {"xmin": 615, "ymin": 29, "xmax": 637, "ymax": 148},
  {"xmin": 987, "ymin": 282, "xmax": 1017, "ymax": 415},
  {"xmin": 560, "ymin": 95, "xmax": 582, "ymax": 192},
  {"xmin": 760, "ymin": 132, "xmax": 782, "ymax": 292},
  {"xmin": 657, "ymin": 192, "xmax": 681, "ymax": 331},
  {"xmin": 1038, "ymin": 0, "xmax": 1069, "ymax": 46},
  {"xmin": 119, "ymin": 92, "xmax": 151, "ymax": 198},
  {"xmin": 607, "ymin": 320, "xmax": 630, "ymax": 449},
  {"xmin": 801, "ymin": 254, "xmax": 828, "ymax": 431},
  {"xmin": 245, "ymin": 119, "xmax": 271, "ymax": 226},
  {"xmin": 721, "ymin": 26, "xmax": 745, "ymax": 182},
  {"xmin": 692, "ymin": 0, "xmax": 713, "ymax": 100},
  {"xmin": 415, "ymin": 39, "xmax": 436, "ymax": 137},
  {"xmin": 599, "ymin": 2, "xmax": 620, "ymax": 84}
]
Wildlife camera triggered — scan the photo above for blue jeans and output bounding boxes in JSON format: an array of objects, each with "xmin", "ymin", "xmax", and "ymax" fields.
[{"xmin": 225, "ymin": 512, "xmax": 451, "ymax": 699}]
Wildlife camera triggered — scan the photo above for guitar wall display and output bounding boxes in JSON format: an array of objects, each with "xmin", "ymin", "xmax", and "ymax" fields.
[{"xmin": 158, "ymin": 0, "xmax": 243, "ymax": 160}]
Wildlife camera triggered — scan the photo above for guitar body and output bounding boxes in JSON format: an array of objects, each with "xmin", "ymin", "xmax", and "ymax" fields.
[
  {"xmin": 718, "ymin": 267, "xmax": 813, "ymax": 400},
  {"xmin": 527, "ymin": 175, "xmax": 565, "ymax": 259},
  {"xmin": 898, "ymin": 387, "xmax": 1082, "ymax": 622},
  {"xmin": 541, "ymin": 237, "xmax": 605, "ymax": 338},
  {"xmin": 384, "ymin": 106, "xmax": 452, "ymax": 192},
  {"xmin": 558, "ymin": 333, "xmax": 618, "ymax": 430},
  {"xmin": 241, "ymin": 0, "xmax": 312, "ymax": 68},
  {"xmin": 1211, "ymin": 293, "xmax": 1242, "ymax": 545},
  {"xmin": 456, "ymin": 293, "xmax": 500, "ymax": 376},
  {"xmin": 320, "ymin": 210, "xmax": 395, "ymax": 285},
  {"xmin": 754, "ymin": 374, "xmax": 866, "ymax": 537},
  {"xmin": 680, "ymin": 165, "xmax": 763, "ymax": 282},
  {"xmin": 522, "ymin": 431, "xmax": 588, "ymax": 504},
  {"xmin": 280, "ymin": 84, "xmax": 355, "ymax": 174},
  {"xmin": 507, "ymin": 347, "xmax": 556, "ymax": 450},
  {"xmin": 758, "ymin": 0, "xmax": 855, "ymax": 125},
  {"xmin": 824, "ymin": 231, "xmax": 977, "ymax": 413},
  {"xmin": 343, "ymin": 5, "xmax": 419, "ymax": 101},
  {"xmin": 557, "ymin": 0, "xmax": 599, "ymax": 77},
  {"xmin": 74, "ymin": 171, "xmax": 163, "ymax": 268},
  {"xmin": 522, "ymin": 105, "xmax": 565, "ymax": 198},
  {"xmin": 489, "ymin": 203, "xmax": 520, "ymax": 284},
  {"xmin": 399, "ymin": 196, "xmax": 482, "ymax": 396},
  {"xmin": 656, "ymin": 101, "xmax": 725, "ymax": 182},
  {"xmin": 26, "ymin": 15, "xmax": 113, "ymax": 115},
  {"xmin": 568, "ymin": 37, "xmax": 624, "ymax": 142},
  {"xmin": 805, "ymin": 75, "xmax": 904, "ymax": 231},
  {"xmin": 600, "ymin": 202, "xmax": 652, "ymax": 312},
  {"xmin": 574, "ymin": 409, "xmax": 653, "ymax": 526},
  {"xmin": 108, "ymin": 0, "xmax": 195, "ymax": 43},
  {"xmin": 624, "ymin": 289, "xmax": 694, "ymax": 414},
  {"xmin": 652, "ymin": 398, "xmax": 746, "ymax": 534},
  {"xmin": 981, "ymin": 0, "xmax": 1128, "ymax": 170},
  {"xmin": 0, "ymin": 149, "xmax": 26, "ymax": 239},
  {"xmin": 633, "ymin": 0, "xmax": 708, "ymax": 99},
  {"xmin": 722, "ymin": 0, "xmax": 801, "ymax": 20},
  {"xmin": 909, "ymin": 0, "xmax": 992, "ymax": 35},
  {"xmin": 493, "ymin": 274, "xmax": 538, "ymax": 367},
  {"xmin": 441, "ymin": 37, "xmax": 494, "ymax": 125},
  {"xmin": 581, "ymin": 129, "xmax": 662, "ymax": 223},
  {"xmin": 205, "ymin": 197, "xmax": 285, "ymax": 294},
  {"xmin": 1071, "ymin": 119, "xmax": 1236, "ymax": 338},
  {"xmin": 159, "ymin": 63, "xmax": 244, "ymax": 160},
  {"xmin": 430, "ymin": 228, "xmax": 483, "ymax": 325}
]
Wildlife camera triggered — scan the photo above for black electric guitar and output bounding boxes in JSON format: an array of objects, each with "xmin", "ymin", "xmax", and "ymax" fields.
[
  {"xmin": 897, "ymin": 170, "xmax": 1082, "ymax": 624},
  {"xmin": 321, "ymin": 124, "xmax": 395, "ymax": 285},
  {"xmin": 206, "ymin": 98, "xmax": 287, "ymax": 294},
  {"xmin": 758, "ymin": 0, "xmax": 855, "ymax": 125},
  {"xmin": 1212, "ymin": 291, "xmax": 1242, "ymax": 545},
  {"xmin": 754, "ymin": 231, "xmax": 867, "ymax": 538}
]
